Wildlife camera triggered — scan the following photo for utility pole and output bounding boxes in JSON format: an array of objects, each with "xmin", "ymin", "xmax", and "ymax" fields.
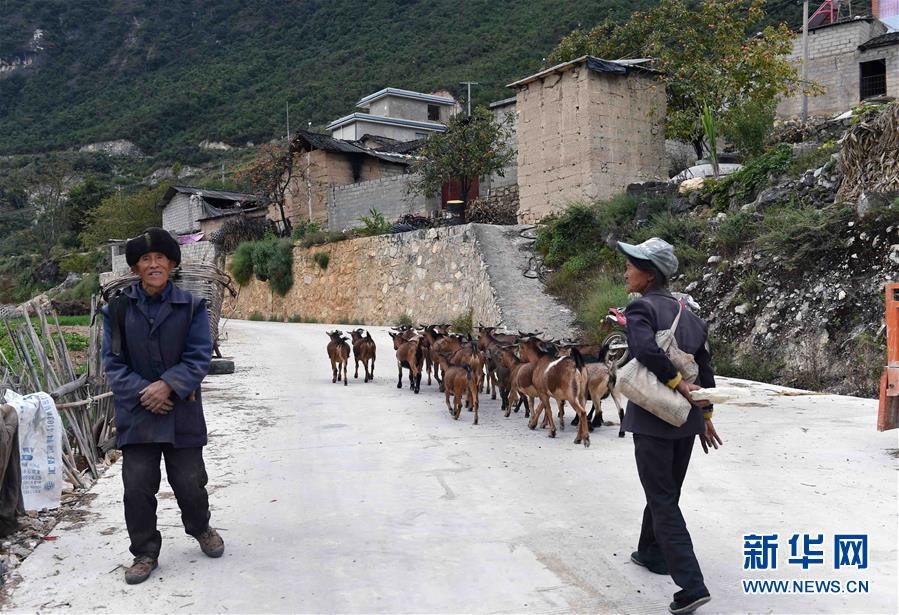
[
  {"xmin": 459, "ymin": 81, "xmax": 479, "ymax": 116},
  {"xmin": 801, "ymin": 0, "xmax": 809, "ymax": 122}
]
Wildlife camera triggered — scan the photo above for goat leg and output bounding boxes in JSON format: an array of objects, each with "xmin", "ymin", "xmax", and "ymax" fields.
[{"xmin": 397, "ymin": 363, "xmax": 403, "ymax": 389}]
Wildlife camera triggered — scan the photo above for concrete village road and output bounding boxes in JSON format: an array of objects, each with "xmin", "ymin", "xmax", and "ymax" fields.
[{"xmin": 4, "ymin": 321, "xmax": 897, "ymax": 614}]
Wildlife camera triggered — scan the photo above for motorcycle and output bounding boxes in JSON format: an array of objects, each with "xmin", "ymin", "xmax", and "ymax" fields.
[{"xmin": 599, "ymin": 292, "xmax": 700, "ymax": 368}]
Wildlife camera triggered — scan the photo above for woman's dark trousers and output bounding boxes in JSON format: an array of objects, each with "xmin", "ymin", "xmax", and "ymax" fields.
[
  {"xmin": 121, "ymin": 443, "xmax": 211, "ymax": 559},
  {"xmin": 633, "ymin": 433, "xmax": 709, "ymax": 599}
]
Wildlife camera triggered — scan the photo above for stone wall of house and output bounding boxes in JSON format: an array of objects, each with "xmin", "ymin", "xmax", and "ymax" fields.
[
  {"xmin": 224, "ymin": 224, "xmax": 502, "ymax": 326},
  {"xmin": 777, "ymin": 19, "xmax": 889, "ymax": 119},
  {"xmin": 162, "ymin": 193, "xmax": 200, "ymax": 235},
  {"xmin": 326, "ymin": 173, "xmax": 439, "ymax": 230},
  {"xmin": 515, "ymin": 66, "xmax": 666, "ymax": 223}
]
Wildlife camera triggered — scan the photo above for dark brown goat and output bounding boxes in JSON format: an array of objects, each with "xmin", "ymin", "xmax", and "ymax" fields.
[
  {"xmin": 436, "ymin": 352, "xmax": 480, "ymax": 425},
  {"xmin": 326, "ymin": 330, "xmax": 351, "ymax": 386},
  {"xmin": 349, "ymin": 328, "xmax": 376, "ymax": 383},
  {"xmin": 389, "ymin": 332, "xmax": 423, "ymax": 394}
]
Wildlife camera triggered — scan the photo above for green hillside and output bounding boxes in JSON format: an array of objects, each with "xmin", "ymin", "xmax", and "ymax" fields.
[{"xmin": 0, "ymin": 0, "xmax": 800, "ymax": 158}]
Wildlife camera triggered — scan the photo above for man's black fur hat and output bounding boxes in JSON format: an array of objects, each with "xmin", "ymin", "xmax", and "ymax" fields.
[{"xmin": 125, "ymin": 227, "xmax": 181, "ymax": 267}]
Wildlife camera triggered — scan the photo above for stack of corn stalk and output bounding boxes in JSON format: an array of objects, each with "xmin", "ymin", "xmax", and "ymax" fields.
[
  {"xmin": 0, "ymin": 299, "xmax": 112, "ymax": 490},
  {"xmin": 838, "ymin": 102, "xmax": 899, "ymax": 203}
]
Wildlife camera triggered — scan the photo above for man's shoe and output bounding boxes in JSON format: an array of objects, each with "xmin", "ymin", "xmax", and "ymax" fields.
[
  {"xmin": 631, "ymin": 551, "xmax": 669, "ymax": 575},
  {"xmin": 124, "ymin": 555, "xmax": 158, "ymax": 585},
  {"xmin": 196, "ymin": 527, "xmax": 225, "ymax": 558},
  {"xmin": 668, "ymin": 593, "xmax": 711, "ymax": 614}
]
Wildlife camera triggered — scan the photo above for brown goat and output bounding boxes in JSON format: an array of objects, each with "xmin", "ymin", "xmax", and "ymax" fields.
[
  {"xmin": 389, "ymin": 332, "xmax": 423, "ymax": 394},
  {"xmin": 429, "ymin": 331, "xmax": 463, "ymax": 391},
  {"xmin": 436, "ymin": 352, "xmax": 479, "ymax": 425},
  {"xmin": 567, "ymin": 341, "xmax": 626, "ymax": 437},
  {"xmin": 349, "ymin": 328, "xmax": 376, "ymax": 382},
  {"xmin": 520, "ymin": 337, "xmax": 592, "ymax": 447},
  {"xmin": 326, "ymin": 330, "xmax": 351, "ymax": 386}
]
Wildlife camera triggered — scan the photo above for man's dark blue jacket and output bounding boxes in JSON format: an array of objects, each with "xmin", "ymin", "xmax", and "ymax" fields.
[
  {"xmin": 621, "ymin": 288, "xmax": 716, "ymax": 439},
  {"xmin": 101, "ymin": 281, "xmax": 212, "ymax": 448}
]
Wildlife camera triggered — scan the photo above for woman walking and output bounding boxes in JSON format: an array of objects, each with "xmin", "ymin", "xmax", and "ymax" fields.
[{"xmin": 618, "ymin": 237, "xmax": 722, "ymax": 615}]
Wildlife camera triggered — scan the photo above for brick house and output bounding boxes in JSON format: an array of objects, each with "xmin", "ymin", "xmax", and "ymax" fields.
[
  {"xmin": 778, "ymin": 12, "xmax": 899, "ymax": 118},
  {"xmin": 508, "ymin": 56, "xmax": 666, "ymax": 223},
  {"xmin": 279, "ymin": 130, "xmax": 438, "ymax": 231}
]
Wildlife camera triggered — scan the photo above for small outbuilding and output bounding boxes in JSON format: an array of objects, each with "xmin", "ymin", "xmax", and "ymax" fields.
[{"xmin": 507, "ymin": 56, "xmax": 667, "ymax": 222}]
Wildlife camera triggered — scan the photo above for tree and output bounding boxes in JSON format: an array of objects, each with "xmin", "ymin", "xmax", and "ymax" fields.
[
  {"xmin": 409, "ymin": 106, "xmax": 515, "ymax": 209},
  {"xmin": 235, "ymin": 143, "xmax": 306, "ymax": 234},
  {"xmin": 548, "ymin": 0, "xmax": 804, "ymax": 157},
  {"xmin": 79, "ymin": 183, "xmax": 166, "ymax": 248},
  {"xmin": 68, "ymin": 177, "xmax": 110, "ymax": 241}
]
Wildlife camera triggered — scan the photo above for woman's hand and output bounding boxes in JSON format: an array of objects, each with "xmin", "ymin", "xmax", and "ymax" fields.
[
  {"xmin": 675, "ymin": 381, "xmax": 710, "ymax": 405},
  {"xmin": 700, "ymin": 418, "xmax": 723, "ymax": 454}
]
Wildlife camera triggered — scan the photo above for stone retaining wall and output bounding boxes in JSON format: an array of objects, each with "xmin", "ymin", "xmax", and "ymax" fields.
[{"xmin": 225, "ymin": 224, "xmax": 502, "ymax": 326}]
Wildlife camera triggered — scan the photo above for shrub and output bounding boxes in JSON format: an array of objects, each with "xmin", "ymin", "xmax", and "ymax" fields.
[
  {"xmin": 248, "ymin": 311, "xmax": 265, "ymax": 321},
  {"xmin": 579, "ymin": 274, "xmax": 631, "ymax": 342},
  {"xmin": 266, "ymin": 239, "xmax": 294, "ymax": 296},
  {"xmin": 291, "ymin": 219, "xmax": 322, "ymax": 241},
  {"xmin": 756, "ymin": 203, "xmax": 852, "ymax": 270},
  {"xmin": 251, "ymin": 238, "xmax": 278, "ymax": 281},
  {"xmin": 737, "ymin": 269, "xmax": 763, "ymax": 302},
  {"xmin": 356, "ymin": 208, "xmax": 391, "ymax": 236},
  {"xmin": 230, "ymin": 242, "xmax": 255, "ymax": 285},
  {"xmin": 59, "ymin": 251, "xmax": 99, "ymax": 274},
  {"xmin": 312, "ymin": 252, "xmax": 330, "ymax": 270},
  {"xmin": 732, "ymin": 143, "xmax": 792, "ymax": 203},
  {"xmin": 714, "ymin": 211, "xmax": 758, "ymax": 256},
  {"xmin": 451, "ymin": 308, "xmax": 474, "ymax": 337},
  {"xmin": 396, "ymin": 313, "xmax": 413, "ymax": 327},
  {"xmin": 722, "ymin": 99, "xmax": 776, "ymax": 159},
  {"xmin": 287, "ymin": 314, "xmax": 303, "ymax": 323},
  {"xmin": 788, "ymin": 141, "xmax": 837, "ymax": 176}
]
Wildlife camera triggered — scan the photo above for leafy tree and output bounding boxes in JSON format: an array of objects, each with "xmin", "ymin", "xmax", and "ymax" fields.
[
  {"xmin": 80, "ymin": 183, "xmax": 167, "ymax": 247},
  {"xmin": 548, "ymin": 0, "xmax": 803, "ymax": 157},
  {"xmin": 68, "ymin": 177, "xmax": 110, "ymax": 240},
  {"xmin": 410, "ymin": 106, "xmax": 515, "ymax": 209}
]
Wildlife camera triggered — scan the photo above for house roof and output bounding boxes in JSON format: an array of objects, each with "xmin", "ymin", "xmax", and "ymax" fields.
[
  {"xmin": 355, "ymin": 134, "xmax": 425, "ymax": 154},
  {"xmin": 506, "ymin": 55, "xmax": 661, "ymax": 89},
  {"xmin": 860, "ymin": 31, "xmax": 899, "ymax": 50},
  {"xmin": 326, "ymin": 112, "xmax": 447, "ymax": 133},
  {"xmin": 489, "ymin": 96, "xmax": 517, "ymax": 109},
  {"xmin": 356, "ymin": 87, "xmax": 456, "ymax": 108},
  {"xmin": 158, "ymin": 186, "xmax": 258, "ymax": 210},
  {"xmin": 291, "ymin": 130, "xmax": 418, "ymax": 165}
]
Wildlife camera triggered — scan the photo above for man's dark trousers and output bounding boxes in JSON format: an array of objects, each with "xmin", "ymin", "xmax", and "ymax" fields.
[
  {"xmin": 634, "ymin": 433, "xmax": 708, "ymax": 599},
  {"xmin": 122, "ymin": 443, "xmax": 211, "ymax": 559}
]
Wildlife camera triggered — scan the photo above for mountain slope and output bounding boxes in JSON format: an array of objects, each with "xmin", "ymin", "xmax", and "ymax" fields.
[{"xmin": 0, "ymin": 0, "xmax": 800, "ymax": 158}]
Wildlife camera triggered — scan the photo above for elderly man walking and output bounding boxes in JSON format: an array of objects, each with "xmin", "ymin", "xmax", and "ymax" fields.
[{"xmin": 102, "ymin": 227, "xmax": 224, "ymax": 585}]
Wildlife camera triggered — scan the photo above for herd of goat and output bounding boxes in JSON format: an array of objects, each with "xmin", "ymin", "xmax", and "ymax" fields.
[{"xmin": 326, "ymin": 324, "xmax": 625, "ymax": 448}]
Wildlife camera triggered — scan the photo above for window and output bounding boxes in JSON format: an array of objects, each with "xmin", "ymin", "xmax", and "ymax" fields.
[
  {"xmin": 860, "ymin": 59, "xmax": 887, "ymax": 100},
  {"xmin": 415, "ymin": 132, "xmax": 427, "ymax": 139},
  {"xmin": 427, "ymin": 104, "xmax": 440, "ymax": 121}
]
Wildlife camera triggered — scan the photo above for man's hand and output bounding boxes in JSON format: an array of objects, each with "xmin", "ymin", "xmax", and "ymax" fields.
[
  {"xmin": 140, "ymin": 380, "xmax": 174, "ymax": 414},
  {"xmin": 675, "ymin": 381, "xmax": 710, "ymax": 405},
  {"xmin": 700, "ymin": 418, "xmax": 723, "ymax": 454}
]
